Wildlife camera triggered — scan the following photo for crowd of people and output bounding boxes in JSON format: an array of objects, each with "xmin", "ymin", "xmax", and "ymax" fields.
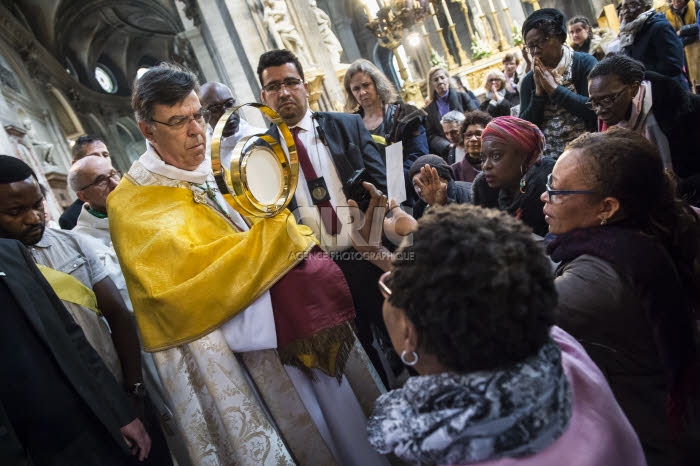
[{"xmin": 2, "ymin": 3, "xmax": 700, "ymax": 466}]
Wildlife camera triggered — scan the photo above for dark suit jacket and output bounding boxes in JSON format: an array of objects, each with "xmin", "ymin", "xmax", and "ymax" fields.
[
  {"xmin": 0, "ymin": 239, "xmax": 136, "ymax": 465},
  {"xmin": 645, "ymin": 71, "xmax": 700, "ymax": 204},
  {"xmin": 58, "ymin": 198, "xmax": 84, "ymax": 230},
  {"xmin": 425, "ymin": 90, "xmax": 478, "ymax": 158},
  {"xmin": 268, "ymin": 111, "xmax": 387, "ymax": 212}
]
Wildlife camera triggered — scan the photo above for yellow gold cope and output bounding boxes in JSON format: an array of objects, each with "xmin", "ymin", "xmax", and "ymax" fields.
[{"xmin": 210, "ymin": 103, "xmax": 298, "ymax": 217}]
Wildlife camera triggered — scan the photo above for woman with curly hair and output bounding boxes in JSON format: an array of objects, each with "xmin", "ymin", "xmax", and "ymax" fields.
[
  {"xmin": 542, "ymin": 127, "xmax": 700, "ymax": 465},
  {"xmin": 519, "ymin": 8, "xmax": 597, "ymax": 158},
  {"xmin": 366, "ymin": 204, "xmax": 645, "ymax": 465},
  {"xmin": 472, "ymin": 116, "xmax": 553, "ymax": 236}
]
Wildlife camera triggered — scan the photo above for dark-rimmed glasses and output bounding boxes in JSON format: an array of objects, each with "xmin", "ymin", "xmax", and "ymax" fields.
[
  {"xmin": 150, "ymin": 109, "xmax": 209, "ymax": 130},
  {"xmin": 205, "ymin": 99, "xmax": 236, "ymax": 115},
  {"xmin": 585, "ymin": 88, "xmax": 628, "ymax": 110},
  {"xmin": 525, "ymin": 36, "xmax": 550, "ymax": 53},
  {"xmin": 262, "ymin": 78, "xmax": 304, "ymax": 94},
  {"xmin": 545, "ymin": 174, "xmax": 596, "ymax": 201},
  {"xmin": 378, "ymin": 271, "xmax": 392, "ymax": 298},
  {"xmin": 78, "ymin": 169, "xmax": 121, "ymax": 191}
]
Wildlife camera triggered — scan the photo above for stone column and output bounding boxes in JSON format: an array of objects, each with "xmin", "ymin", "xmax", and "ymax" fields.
[{"xmin": 190, "ymin": 0, "xmax": 269, "ymax": 127}]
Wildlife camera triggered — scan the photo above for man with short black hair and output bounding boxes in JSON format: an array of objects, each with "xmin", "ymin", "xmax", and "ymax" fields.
[
  {"xmin": 0, "ymin": 154, "xmax": 151, "ymax": 463},
  {"xmin": 0, "ymin": 238, "xmax": 151, "ymax": 465},
  {"xmin": 257, "ymin": 49, "xmax": 394, "ymax": 386}
]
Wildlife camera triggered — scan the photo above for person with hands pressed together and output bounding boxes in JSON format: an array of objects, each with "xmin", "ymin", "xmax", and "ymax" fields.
[{"xmin": 519, "ymin": 8, "xmax": 597, "ymax": 159}]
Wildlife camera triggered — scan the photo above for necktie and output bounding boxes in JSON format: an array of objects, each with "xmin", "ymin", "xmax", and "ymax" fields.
[{"xmin": 291, "ymin": 127, "xmax": 341, "ymax": 234}]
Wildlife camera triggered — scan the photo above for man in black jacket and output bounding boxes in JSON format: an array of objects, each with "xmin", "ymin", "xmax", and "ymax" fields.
[
  {"xmin": 588, "ymin": 54, "xmax": 700, "ymax": 205},
  {"xmin": 0, "ymin": 238, "xmax": 150, "ymax": 465},
  {"xmin": 257, "ymin": 49, "xmax": 396, "ymax": 385}
]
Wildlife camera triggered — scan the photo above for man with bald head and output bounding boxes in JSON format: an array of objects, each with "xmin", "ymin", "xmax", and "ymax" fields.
[
  {"xmin": 59, "ymin": 135, "xmax": 112, "ymax": 229},
  {"xmin": 199, "ymin": 81, "xmax": 266, "ymax": 169}
]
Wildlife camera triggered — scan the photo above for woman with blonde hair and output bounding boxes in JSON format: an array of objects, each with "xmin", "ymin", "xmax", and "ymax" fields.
[
  {"xmin": 344, "ymin": 59, "xmax": 428, "ymax": 190},
  {"xmin": 479, "ymin": 69, "xmax": 517, "ymax": 117}
]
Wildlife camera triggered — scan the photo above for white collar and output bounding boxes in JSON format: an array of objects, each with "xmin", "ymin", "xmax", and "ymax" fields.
[
  {"xmin": 138, "ymin": 141, "xmax": 211, "ymax": 184},
  {"xmin": 291, "ymin": 110, "xmax": 315, "ymax": 133}
]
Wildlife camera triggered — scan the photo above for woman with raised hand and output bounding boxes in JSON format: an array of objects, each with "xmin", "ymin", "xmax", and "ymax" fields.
[{"xmin": 542, "ymin": 127, "xmax": 700, "ymax": 465}]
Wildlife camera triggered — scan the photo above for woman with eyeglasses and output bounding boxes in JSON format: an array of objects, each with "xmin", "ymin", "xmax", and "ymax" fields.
[
  {"xmin": 479, "ymin": 70, "xmax": 516, "ymax": 117},
  {"xmin": 365, "ymin": 203, "xmax": 646, "ymax": 466},
  {"xmin": 424, "ymin": 66, "xmax": 479, "ymax": 160},
  {"xmin": 587, "ymin": 54, "xmax": 700, "ymax": 206},
  {"xmin": 471, "ymin": 116, "xmax": 553, "ymax": 237},
  {"xmin": 519, "ymin": 8, "xmax": 597, "ymax": 159},
  {"xmin": 542, "ymin": 127, "xmax": 700, "ymax": 465},
  {"xmin": 451, "ymin": 110, "xmax": 492, "ymax": 183}
]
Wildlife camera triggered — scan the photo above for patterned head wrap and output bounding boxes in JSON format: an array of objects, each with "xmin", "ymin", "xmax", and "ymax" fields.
[{"xmin": 481, "ymin": 116, "xmax": 546, "ymax": 171}]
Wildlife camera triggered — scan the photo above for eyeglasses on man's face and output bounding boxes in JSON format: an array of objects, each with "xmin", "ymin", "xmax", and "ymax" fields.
[
  {"xmin": 544, "ymin": 173, "xmax": 596, "ymax": 201},
  {"xmin": 262, "ymin": 78, "xmax": 304, "ymax": 94},
  {"xmin": 79, "ymin": 169, "xmax": 121, "ymax": 191},
  {"xmin": 525, "ymin": 36, "xmax": 550, "ymax": 53},
  {"xmin": 205, "ymin": 99, "xmax": 235, "ymax": 115},
  {"xmin": 150, "ymin": 109, "xmax": 209, "ymax": 130},
  {"xmin": 378, "ymin": 271, "xmax": 392, "ymax": 298},
  {"xmin": 585, "ymin": 88, "xmax": 628, "ymax": 110}
]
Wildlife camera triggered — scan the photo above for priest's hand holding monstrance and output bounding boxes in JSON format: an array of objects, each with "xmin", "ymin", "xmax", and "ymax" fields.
[{"xmin": 210, "ymin": 103, "xmax": 299, "ymax": 217}]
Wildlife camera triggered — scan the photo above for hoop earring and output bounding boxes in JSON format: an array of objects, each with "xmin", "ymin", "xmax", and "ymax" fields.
[{"xmin": 400, "ymin": 350, "xmax": 419, "ymax": 366}]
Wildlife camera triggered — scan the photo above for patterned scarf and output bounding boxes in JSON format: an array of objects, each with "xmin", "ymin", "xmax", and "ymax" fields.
[
  {"xmin": 481, "ymin": 116, "xmax": 545, "ymax": 171},
  {"xmin": 619, "ymin": 9, "xmax": 655, "ymax": 48},
  {"xmin": 367, "ymin": 340, "xmax": 571, "ymax": 465}
]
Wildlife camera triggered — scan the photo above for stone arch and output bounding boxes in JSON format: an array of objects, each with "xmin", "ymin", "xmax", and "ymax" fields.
[
  {"xmin": 45, "ymin": 86, "xmax": 85, "ymax": 140},
  {"xmin": 115, "ymin": 118, "xmax": 144, "ymax": 162}
]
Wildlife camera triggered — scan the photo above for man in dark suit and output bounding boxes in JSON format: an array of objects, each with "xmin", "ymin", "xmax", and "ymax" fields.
[
  {"xmin": 256, "ymin": 49, "xmax": 396, "ymax": 385},
  {"xmin": 0, "ymin": 238, "xmax": 150, "ymax": 465}
]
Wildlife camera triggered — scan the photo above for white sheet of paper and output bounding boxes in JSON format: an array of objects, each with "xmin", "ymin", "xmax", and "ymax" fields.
[{"xmin": 385, "ymin": 141, "xmax": 407, "ymax": 204}]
